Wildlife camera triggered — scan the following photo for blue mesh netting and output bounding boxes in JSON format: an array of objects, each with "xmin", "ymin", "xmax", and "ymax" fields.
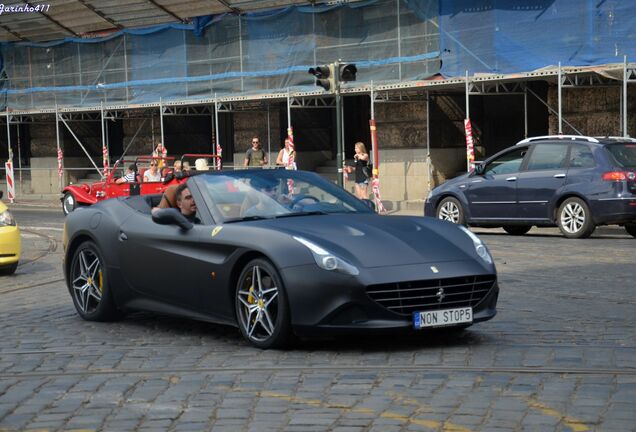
[
  {"xmin": 0, "ymin": 0, "xmax": 440, "ymax": 110},
  {"xmin": 440, "ymin": 0, "xmax": 636, "ymax": 77}
]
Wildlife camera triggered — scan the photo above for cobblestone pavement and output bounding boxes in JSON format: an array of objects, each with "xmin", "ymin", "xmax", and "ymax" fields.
[{"xmin": 0, "ymin": 208, "xmax": 634, "ymax": 431}]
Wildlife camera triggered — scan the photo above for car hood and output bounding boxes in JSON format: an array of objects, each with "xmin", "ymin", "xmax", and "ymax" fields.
[{"xmin": 257, "ymin": 213, "xmax": 476, "ymax": 268}]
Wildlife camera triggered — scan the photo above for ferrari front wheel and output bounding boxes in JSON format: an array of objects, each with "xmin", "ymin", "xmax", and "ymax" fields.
[
  {"xmin": 68, "ymin": 241, "xmax": 121, "ymax": 321},
  {"xmin": 235, "ymin": 258, "xmax": 290, "ymax": 349},
  {"xmin": 62, "ymin": 192, "xmax": 76, "ymax": 216}
]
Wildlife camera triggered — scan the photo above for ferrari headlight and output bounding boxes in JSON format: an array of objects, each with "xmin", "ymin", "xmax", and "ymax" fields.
[
  {"xmin": 293, "ymin": 236, "xmax": 359, "ymax": 276},
  {"xmin": 458, "ymin": 225, "xmax": 492, "ymax": 264},
  {"xmin": 0, "ymin": 210, "xmax": 16, "ymax": 227}
]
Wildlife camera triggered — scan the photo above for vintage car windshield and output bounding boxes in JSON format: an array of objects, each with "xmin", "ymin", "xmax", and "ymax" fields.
[{"xmin": 195, "ymin": 170, "xmax": 374, "ymax": 222}]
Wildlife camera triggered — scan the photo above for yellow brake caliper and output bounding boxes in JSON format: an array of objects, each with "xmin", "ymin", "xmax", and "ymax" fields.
[{"xmin": 97, "ymin": 270, "xmax": 103, "ymax": 293}]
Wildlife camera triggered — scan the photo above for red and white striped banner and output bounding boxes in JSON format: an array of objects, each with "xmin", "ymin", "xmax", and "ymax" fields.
[
  {"xmin": 102, "ymin": 145, "xmax": 109, "ymax": 176},
  {"xmin": 464, "ymin": 118, "xmax": 475, "ymax": 171},
  {"xmin": 57, "ymin": 148, "xmax": 64, "ymax": 178},
  {"xmin": 4, "ymin": 160, "xmax": 14, "ymax": 203},
  {"xmin": 371, "ymin": 177, "xmax": 386, "ymax": 213},
  {"xmin": 216, "ymin": 142, "xmax": 222, "ymax": 171},
  {"xmin": 286, "ymin": 126, "xmax": 296, "ymax": 194}
]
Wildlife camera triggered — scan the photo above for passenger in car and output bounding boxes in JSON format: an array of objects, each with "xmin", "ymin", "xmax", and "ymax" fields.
[{"xmin": 116, "ymin": 164, "xmax": 139, "ymax": 184}]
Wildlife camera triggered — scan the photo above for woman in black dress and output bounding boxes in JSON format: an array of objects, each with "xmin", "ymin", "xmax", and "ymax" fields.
[{"xmin": 353, "ymin": 142, "xmax": 370, "ymax": 199}]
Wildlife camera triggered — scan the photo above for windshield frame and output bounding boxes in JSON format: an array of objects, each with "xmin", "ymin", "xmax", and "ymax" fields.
[{"xmin": 192, "ymin": 169, "xmax": 374, "ymax": 223}]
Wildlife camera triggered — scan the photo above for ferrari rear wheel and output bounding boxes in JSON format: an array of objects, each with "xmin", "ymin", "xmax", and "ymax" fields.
[
  {"xmin": 69, "ymin": 241, "xmax": 121, "ymax": 321},
  {"xmin": 236, "ymin": 258, "xmax": 290, "ymax": 349},
  {"xmin": 62, "ymin": 192, "xmax": 76, "ymax": 216},
  {"xmin": 0, "ymin": 262, "xmax": 18, "ymax": 275}
]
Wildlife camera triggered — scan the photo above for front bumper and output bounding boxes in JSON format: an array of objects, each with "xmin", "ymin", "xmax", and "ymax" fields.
[
  {"xmin": 281, "ymin": 261, "xmax": 498, "ymax": 336},
  {"xmin": 0, "ymin": 225, "xmax": 21, "ymax": 266}
]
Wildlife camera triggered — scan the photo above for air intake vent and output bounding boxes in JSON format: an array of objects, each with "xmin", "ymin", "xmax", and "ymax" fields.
[{"xmin": 366, "ymin": 275, "xmax": 496, "ymax": 316}]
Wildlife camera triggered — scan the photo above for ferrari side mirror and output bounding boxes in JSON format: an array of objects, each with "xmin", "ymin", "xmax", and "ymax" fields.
[
  {"xmin": 152, "ymin": 208, "xmax": 193, "ymax": 231},
  {"xmin": 474, "ymin": 163, "xmax": 485, "ymax": 175}
]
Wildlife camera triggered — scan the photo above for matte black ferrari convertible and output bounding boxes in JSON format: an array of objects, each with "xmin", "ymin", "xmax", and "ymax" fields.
[{"xmin": 63, "ymin": 169, "xmax": 499, "ymax": 349}]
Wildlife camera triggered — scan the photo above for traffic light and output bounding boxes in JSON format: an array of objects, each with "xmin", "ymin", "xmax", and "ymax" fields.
[
  {"xmin": 308, "ymin": 64, "xmax": 335, "ymax": 91},
  {"xmin": 339, "ymin": 63, "xmax": 357, "ymax": 82}
]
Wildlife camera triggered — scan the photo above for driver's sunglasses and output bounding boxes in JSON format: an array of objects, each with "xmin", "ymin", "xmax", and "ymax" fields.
[{"xmin": 150, "ymin": 163, "xmax": 157, "ymax": 166}]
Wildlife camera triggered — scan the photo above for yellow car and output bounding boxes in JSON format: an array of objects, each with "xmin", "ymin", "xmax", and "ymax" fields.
[{"xmin": 0, "ymin": 190, "xmax": 20, "ymax": 275}]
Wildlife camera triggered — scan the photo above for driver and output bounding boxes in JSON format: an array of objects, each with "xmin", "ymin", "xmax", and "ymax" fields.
[{"xmin": 175, "ymin": 183, "xmax": 200, "ymax": 224}]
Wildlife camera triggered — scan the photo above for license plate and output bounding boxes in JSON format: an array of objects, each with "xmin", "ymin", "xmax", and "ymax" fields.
[{"xmin": 413, "ymin": 307, "xmax": 473, "ymax": 329}]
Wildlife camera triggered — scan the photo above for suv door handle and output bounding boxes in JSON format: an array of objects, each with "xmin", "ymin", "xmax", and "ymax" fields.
[
  {"xmin": 553, "ymin": 173, "xmax": 566, "ymax": 178},
  {"xmin": 119, "ymin": 232, "xmax": 128, "ymax": 241},
  {"xmin": 506, "ymin": 176, "xmax": 517, "ymax": 182}
]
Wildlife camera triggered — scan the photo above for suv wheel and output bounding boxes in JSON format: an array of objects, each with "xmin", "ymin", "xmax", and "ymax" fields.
[
  {"xmin": 557, "ymin": 197, "xmax": 595, "ymax": 239},
  {"xmin": 625, "ymin": 223, "xmax": 636, "ymax": 238},
  {"xmin": 436, "ymin": 197, "xmax": 465, "ymax": 225}
]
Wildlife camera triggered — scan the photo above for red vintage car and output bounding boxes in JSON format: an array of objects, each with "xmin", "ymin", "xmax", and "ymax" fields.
[{"xmin": 61, "ymin": 154, "xmax": 219, "ymax": 215}]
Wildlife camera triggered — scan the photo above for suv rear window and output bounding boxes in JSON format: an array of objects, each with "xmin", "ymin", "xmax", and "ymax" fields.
[{"xmin": 606, "ymin": 143, "xmax": 636, "ymax": 168}]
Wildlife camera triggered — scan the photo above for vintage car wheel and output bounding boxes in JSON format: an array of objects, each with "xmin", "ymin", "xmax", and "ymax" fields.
[
  {"xmin": 502, "ymin": 225, "xmax": 532, "ymax": 236},
  {"xmin": 0, "ymin": 262, "xmax": 18, "ymax": 276},
  {"xmin": 436, "ymin": 197, "xmax": 465, "ymax": 225},
  {"xmin": 62, "ymin": 192, "xmax": 77, "ymax": 216},
  {"xmin": 68, "ymin": 241, "xmax": 121, "ymax": 321},
  {"xmin": 557, "ymin": 197, "xmax": 595, "ymax": 239},
  {"xmin": 625, "ymin": 223, "xmax": 636, "ymax": 238},
  {"xmin": 235, "ymin": 258, "xmax": 291, "ymax": 349}
]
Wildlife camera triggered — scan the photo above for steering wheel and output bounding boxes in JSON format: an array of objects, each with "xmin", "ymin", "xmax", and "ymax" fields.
[{"xmin": 289, "ymin": 194, "xmax": 320, "ymax": 209}]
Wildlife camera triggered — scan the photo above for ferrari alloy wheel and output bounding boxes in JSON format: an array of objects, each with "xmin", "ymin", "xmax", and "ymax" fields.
[
  {"xmin": 502, "ymin": 225, "xmax": 532, "ymax": 236},
  {"xmin": 437, "ymin": 197, "xmax": 465, "ymax": 225},
  {"xmin": 557, "ymin": 197, "xmax": 595, "ymax": 239},
  {"xmin": 62, "ymin": 192, "xmax": 76, "ymax": 216},
  {"xmin": 236, "ymin": 258, "xmax": 290, "ymax": 349},
  {"xmin": 69, "ymin": 241, "xmax": 121, "ymax": 321},
  {"xmin": 625, "ymin": 223, "xmax": 636, "ymax": 238}
]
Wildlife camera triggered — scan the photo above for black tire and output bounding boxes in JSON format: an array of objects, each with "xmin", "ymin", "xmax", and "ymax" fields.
[
  {"xmin": 235, "ymin": 258, "xmax": 291, "ymax": 349},
  {"xmin": 502, "ymin": 225, "xmax": 532, "ymax": 236},
  {"xmin": 557, "ymin": 197, "xmax": 596, "ymax": 239},
  {"xmin": 0, "ymin": 262, "xmax": 18, "ymax": 276},
  {"xmin": 62, "ymin": 192, "xmax": 77, "ymax": 216},
  {"xmin": 68, "ymin": 241, "xmax": 122, "ymax": 321},
  {"xmin": 625, "ymin": 223, "xmax": 636, "ymax": 238},
  {"xmin": 436, "ymin": 197, "xmax": 465, "ymax": 225}
]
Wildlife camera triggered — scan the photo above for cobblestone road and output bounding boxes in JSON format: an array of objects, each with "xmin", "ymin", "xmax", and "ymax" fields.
[{"xmin": 0, "ymin": 208, "xmax": 634, "ymax": 431}]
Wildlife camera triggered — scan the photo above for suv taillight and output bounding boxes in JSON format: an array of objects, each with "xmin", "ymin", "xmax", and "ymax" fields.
[{"xmin": 602, "ymin": 171, "xmax": 628, "ymax": 181}]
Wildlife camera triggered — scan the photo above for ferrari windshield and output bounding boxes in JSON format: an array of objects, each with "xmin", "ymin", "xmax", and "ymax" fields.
[{"xmin": 195, "ymin": 170, "xmax": 374, "ymax": 222}]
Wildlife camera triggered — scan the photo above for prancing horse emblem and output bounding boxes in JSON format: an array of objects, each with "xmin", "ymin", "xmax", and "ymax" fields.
[
  {"xmin": 436, "ymin": 287, "xmax": 445, "ymax": 303},
  {"xmin": 430, "ymin": 266, "xmax": 439, "ymax": 273}
]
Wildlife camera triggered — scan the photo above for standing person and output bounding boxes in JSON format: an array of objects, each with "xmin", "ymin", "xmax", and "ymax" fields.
[
  {"xmin": 153, "ymin": 142, "xmax": 167, "ymax": 168},
  {"xmin": 353, "ymin": 142, "xmax": 370, "ymax": 200},
  {"xmin": 244, "ymin": 137, "xmax": 268, "ymax": 167},
  {"xmin": 143, "ymin": 160, "xmax": 161, "ymax": 182},
  {"xmin": 276, "ymin": 138, "xmax": 296, "ymax": 169}
]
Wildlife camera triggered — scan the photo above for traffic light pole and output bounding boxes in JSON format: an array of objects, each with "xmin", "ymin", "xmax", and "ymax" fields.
[
  {"xmin": 335, "ymin": 88, "xmax": 343, "ymax": 187},
  {"xmin": 334, "ymin": 61, "xmax": 344, "ymax": 187}
]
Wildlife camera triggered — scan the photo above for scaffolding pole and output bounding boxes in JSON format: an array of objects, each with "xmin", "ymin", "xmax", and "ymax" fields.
[
  {"xmin": 159, "ymin": 97, "xmax": 165, "ymax": 148},
  {"xmin": 624, "ymin": 55, "xmax": 628, "ymax": 137},
  {"xmin": 524, "ymin": 85, "xmax": 528, "ymax": 138},
  {"xmin": 214, "ymin": 94, "xmax": 220, "ymax": 162},
  {"xmin": 59, "ymin": 116, "xmax": 102, "ymax": 175},
  {"xmin": 17, "ymin": 122, "xmax": 22, "ymax": 195},
  {"xmin": 426, "ymin": 91, "xmax": 431, "ymax": 194},
  {"xmin": 267, "ymin": 103, "xmax": 271, "ymax": 168},
  {"xmin": 5, "ymin": 108, "xmax": 12, "ymax": 161},
  {"xmin": 101, "ymin": 101, "xmax": 107, "ymax": 174},
  {"xmin": 558, "ymin": 62, "xmax": 563, "ymax": 134}
]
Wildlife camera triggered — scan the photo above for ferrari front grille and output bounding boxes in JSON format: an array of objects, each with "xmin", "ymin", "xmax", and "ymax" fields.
[{"xmin": 365, "ymin": 275, "xmax": 496, "ymax": 316}]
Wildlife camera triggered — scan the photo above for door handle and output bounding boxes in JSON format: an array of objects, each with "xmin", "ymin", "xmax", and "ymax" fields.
[
  {"xmin": 119, "ymin": 232, "xmax": 128, "ymax": 241},
  {"xmin": 506, "ymin": 176, "xmax": 517, "ymax": 182},
  {"xmin": 553, "ymin": 173, "xmax": 566, "ymax": 178}
]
